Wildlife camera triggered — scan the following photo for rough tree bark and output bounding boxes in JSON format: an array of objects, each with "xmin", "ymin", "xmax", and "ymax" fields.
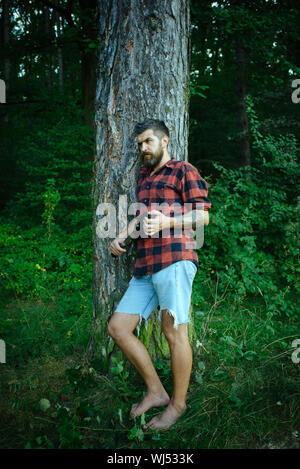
[{"xmin": 88, "ymin": 0, "xmax": 191, "ymax": 361}]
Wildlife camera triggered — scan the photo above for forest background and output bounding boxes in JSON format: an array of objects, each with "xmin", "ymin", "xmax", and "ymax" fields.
[{"xmin": 0, "ymin": 0, "xmax": 299, "ymax": 450}]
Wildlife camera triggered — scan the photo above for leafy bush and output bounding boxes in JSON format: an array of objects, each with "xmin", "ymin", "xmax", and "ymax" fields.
[
  {"xmin": 3, "ymin": 99, "xmax": 93, "ymax": 232},
  {"xmin": 194, "ymin": 98, "xmax": 299, "ymax": 320},
  {"xmin": 0, "ymin": 220, "xmax": 92, "ymax": 306}
]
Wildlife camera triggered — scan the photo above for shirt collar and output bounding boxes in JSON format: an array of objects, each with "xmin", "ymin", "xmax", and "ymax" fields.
[{"xmin": 165, "ymin": 157, "xmax": 176, "ymax": 167}]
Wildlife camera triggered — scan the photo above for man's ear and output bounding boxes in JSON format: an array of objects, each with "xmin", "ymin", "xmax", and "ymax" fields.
[{"xmin": 162, "ymin": 135, "xmax": 169, "ymax": 147}]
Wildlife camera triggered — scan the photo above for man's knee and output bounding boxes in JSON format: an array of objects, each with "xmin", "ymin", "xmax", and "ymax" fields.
[
  {"xmin": 107, "ymin": 316, "xmax": 122, "ymax": 340},
  {"xmin": 162, "ymin": 318, "xmax": 189, "ymax": 346},
  {"xmin": 107, "ymin": 312, "xmax": 139, "ymax": 340},
  {"xmin": 107, "ymin": 319, "xmax": 114, "ymax": 339}
]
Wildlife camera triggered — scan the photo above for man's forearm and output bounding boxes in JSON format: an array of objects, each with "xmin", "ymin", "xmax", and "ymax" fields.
[{"xmin": 169, "ymin": 210, "xmax": 209, "ymax": 230}]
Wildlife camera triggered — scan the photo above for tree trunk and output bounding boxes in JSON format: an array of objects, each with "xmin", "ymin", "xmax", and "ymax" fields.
[
  {"xmin": 54, "ymin": 1, "xmax": 64, "ymax": 93},
  {"xmin": 212, "ymin": 30, "xmax": 219, "ymax": 76},
  {"xmin": 43, "ymin": 4, "xmax": 53, "ymax": 91},
  {"xmin": 235, "ymin": 39, "xmax": 251, "ymax": 167},
  {"xmin": 87, "ymin": 0, "xmax": 191, "ymax": 361}
]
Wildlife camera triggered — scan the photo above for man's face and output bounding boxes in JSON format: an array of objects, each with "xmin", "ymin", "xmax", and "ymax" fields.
[{"xmin": 137, "ymin": 129, "xmax": 165, "ymax": 169}]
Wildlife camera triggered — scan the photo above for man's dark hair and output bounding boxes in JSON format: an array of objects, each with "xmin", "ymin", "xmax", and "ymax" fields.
[{"xmin": 133, "ymin": 119, "xmax": 170, "ymax": 139}]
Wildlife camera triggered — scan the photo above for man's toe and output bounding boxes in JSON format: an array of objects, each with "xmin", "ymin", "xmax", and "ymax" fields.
[
  {"xmin": 130, "ymin": 403, "xmax": 139, "ymax": 417},
  {"xmin": 143, "ymin": 416, "xmax": 158, "ymax": 431}
]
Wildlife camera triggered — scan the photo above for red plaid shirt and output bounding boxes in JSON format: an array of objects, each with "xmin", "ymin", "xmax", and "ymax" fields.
[{"xmin": 133, "ymin": 157, "xmax": 211, "ymax": 277}]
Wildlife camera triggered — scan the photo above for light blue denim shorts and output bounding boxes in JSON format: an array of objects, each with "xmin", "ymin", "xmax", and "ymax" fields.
[{"xmin": 115, "ymin": 260, "xmax": 197, "ymax": 329}]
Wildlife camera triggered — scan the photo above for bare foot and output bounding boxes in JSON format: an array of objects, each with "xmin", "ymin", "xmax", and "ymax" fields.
[
  {"xmin": 130, "ymin": 390, "xmax": 170, "ymax": 418},
  {"xmin": 143, "ymin": 401, "xmax": 186, "ymax": 431}
]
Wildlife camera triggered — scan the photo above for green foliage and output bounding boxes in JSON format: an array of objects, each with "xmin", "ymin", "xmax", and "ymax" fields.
[
  {"xmin": 0, "ymin": 219, "xmax": 92, "ymax": 302},
  {"xmin": 0, "ymin": 93, "xmax": 298, "ymax": 449},
  {"xmin": 0, "ymin": 0, "xmax": 298, "ymax": 452},
  {"xmin": 2, "ymin": 298, "xmax": 297, "ymax": 450},
  {"xmin": 189, "ymin": 0, "xmax": 300, "ymax": 174},
  {"xmin": 3, "ymin": 98, "xmax": 94, "ymax": 232},
  {"xmin": 0, "ymin": 165, "xmax": 92, "ymax": 310},
  {"xmin": 193, "ymin": 100, "xmax": 299, "ymax": 320},
  {"xmin": 42, "ymin": 179, "xmax": 61, "ymax": 239},
  {"xmin": 0, "ymin": 208, "xmax": 92, "ymax": 364}
]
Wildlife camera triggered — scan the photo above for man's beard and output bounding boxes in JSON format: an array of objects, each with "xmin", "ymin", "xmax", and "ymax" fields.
[{"xmin": 142, "ymin": 148, "xmax": 164, "ymax": 169}]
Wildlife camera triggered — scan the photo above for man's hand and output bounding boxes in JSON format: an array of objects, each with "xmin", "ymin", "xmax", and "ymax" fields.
[
  {"xmin": 109, "ymin": 237, "xmax": 127, "ymax": 257},
  {"xmin": 143, "ymin": 210, "xmax": 171, "ymax": 237},
  {"xmin": 143, "ymin": 209, "xmax": 209, "ymax": 238}
]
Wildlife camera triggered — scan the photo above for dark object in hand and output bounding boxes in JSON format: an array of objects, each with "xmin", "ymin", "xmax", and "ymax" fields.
[
  {"xmin": 111, "ymin": 235, "xmax": 131, "ymax": 258},
  {"xmin": 111, "ymin": 222, "xmax": 140, "ymax": 258},
  {"xmin": 111, "ymin": 241, "xmax": 125, "ymax": 258}
]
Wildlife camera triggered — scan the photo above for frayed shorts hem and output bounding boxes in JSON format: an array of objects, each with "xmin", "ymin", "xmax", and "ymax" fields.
[{"xmin": 115, "ymin": 260, "xmax": 197, "ymax": 329}]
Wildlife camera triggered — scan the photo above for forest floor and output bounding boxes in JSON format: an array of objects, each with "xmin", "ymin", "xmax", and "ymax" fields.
[{"xmin": 0, "ymin": 298, "xmax": 299, "ymax": 450}]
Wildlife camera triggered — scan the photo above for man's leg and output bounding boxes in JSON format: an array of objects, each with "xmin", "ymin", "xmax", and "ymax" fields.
[
  {"xmin": 144, "ymin": 310, "xmax": 192, "ymax": 430},
  {"xmin": 108, "ymin": 312, "xmax": 170, "ymax": 416}
]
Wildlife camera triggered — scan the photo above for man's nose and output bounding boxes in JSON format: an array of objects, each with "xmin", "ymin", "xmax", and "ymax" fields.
[{"xmin": 141, "ymin": 143, "xmax": 149, "ymax": 152}]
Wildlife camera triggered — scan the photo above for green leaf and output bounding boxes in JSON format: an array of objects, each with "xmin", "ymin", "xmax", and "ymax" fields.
[
  {"xmin": 70, "ymin": 263, "xmax": 81, "ymax": 274},
  {"xmin": 197, "ymin": 360, "xmax": 206, "ymax": 371},
  {"xmin": 229, "ymin": 395, "xmax": 243, "ymax": 408},
  {"xmin": 111, "ymin": 361, "xmax": 123, "ymax": 375},
  {"xmin": 221, "ymin": 335, "xmax": 238, "ymax": 347},
  {"xmin": 39, "ymin": 398, "xmax": 51, "ymax": 412},
  {"xmin": 140, "ymin": 413, "xmax": 146, "ymax": 426},
  {"xmin": 211, "ymin": 369, "xmax": 229, "ymax": 382},
  {"xmin": 243, "ymin": 351, "xmax": 258, "ymax": 361},
  {"xmin": 128, "ymin": 425, "xmax": 144, "ymax": 442},
  {"xmin": 195, "ymin": 371, "xmax": 203, "ymax": 384}
]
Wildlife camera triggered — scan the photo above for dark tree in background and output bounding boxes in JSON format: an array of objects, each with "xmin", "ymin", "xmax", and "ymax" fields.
[
  {"xmin": 38, "ymin": 0, "xmax": 98, "ymax": 125},
  {"xmin": 1, "ymin": 0, "xmax": 299, "ymax": 214},
  {"xmin": 0, "ymin": 0, "xmax": 99, "ymax": 214},
  {"xmin": 189, "ymin": 0, "xmax": 300, "ymax": 172},
  {"xmin": 89, "ymin": 0, "xmax": 191, "ymax": 359}
]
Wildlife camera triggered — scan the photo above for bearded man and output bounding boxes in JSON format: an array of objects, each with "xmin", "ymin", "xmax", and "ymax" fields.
[{"xmin": 109, "ymin": 119, "xmax": 211, "ymax": 430}]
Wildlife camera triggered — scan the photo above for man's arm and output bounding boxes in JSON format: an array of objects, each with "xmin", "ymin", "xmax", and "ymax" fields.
[
  {"xmin": 109, "ymin": 215, "xmax": 140, "ymax": 257},
  {"xmin": 170, "ymin": 209, "xmax": 209, "ymax": 229},
  {"xmin": 143, "ymin": 209, "xmax": 209, "ymax": 237}
]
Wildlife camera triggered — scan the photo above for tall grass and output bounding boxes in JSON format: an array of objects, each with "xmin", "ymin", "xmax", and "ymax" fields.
[{"xmin": 1, "ymin": 282, "xmax": 299, "ymax": 449}]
